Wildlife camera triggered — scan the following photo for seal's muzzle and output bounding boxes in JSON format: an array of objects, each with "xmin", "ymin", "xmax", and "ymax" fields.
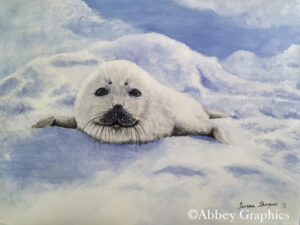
[{"xmin": 98, "ymin": 104, "xmax": 138, "ymax": 127}]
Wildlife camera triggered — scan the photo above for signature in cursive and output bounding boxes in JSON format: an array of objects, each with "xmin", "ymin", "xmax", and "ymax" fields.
[
  {"xmin": 238, "ymin": 201, "xmax": 286, "ymax": 209},
  {"xmin": 238, "ymin": 201, "xmax": 255, "ymax": 209},
  {"xmin": 258, "ymin": 201, "xmax": 278, "ymax": 208}
]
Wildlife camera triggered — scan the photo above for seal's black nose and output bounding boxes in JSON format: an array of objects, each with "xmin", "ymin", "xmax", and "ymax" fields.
[
  {"xmin": 99, "ymin": 104, "xmax": 137, "ymax": 127},
  {"xmin": 113, "ymin": 104, "xmax": 123, "ymax": 111}
]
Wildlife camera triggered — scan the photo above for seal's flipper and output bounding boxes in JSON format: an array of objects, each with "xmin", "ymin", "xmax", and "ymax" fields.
[
  {"xmin": 172, "ymin": 119, "xmax": 230, "ymax": 144},
  {"xmin": 205, "ymin": 109, "xmax": 227, "ymax": 119},
  {"xmin": 211, "ymin": 127, "xmax": 230, "ymax": 144},
  {"xmin": 32, "ymin": 116, "xmax": 56, "ymax": 128},
  {"xmin": 32, "ymin": 116, "xmax": 77, "ymax": 129}
]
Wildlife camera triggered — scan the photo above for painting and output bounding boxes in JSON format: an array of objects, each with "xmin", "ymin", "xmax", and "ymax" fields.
[{"xmin": 0, "ymin": 0, "xmax": 299, "ymax": 224}]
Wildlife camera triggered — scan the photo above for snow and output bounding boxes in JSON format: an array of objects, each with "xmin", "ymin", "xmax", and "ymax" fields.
[
  {"xmin": 222, "ymin": 45, "xmax": 300, "ymax": 83},
  {"xmin": 0, "ymin": 32, "xmax": 299, "ymax": 225},
  {"xmin": 0, "ymin": 0, "xmax": 299, "ymax": 224}
]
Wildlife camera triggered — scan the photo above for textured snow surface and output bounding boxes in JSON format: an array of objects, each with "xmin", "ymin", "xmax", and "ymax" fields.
[
  {"xmin": 0, "ymin": 1, "xmax": 299, "ymax": 225},
  {"xmin": 0, "ymin": 32, "xmax": 299, "ymax": 225},
  {"xmin": 222, "ymin": 45, "xmax": 300, "ymax": 82}
]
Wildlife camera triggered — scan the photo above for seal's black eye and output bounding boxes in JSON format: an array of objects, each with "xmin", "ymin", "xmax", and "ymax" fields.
[
  {"xmin": 95, "ymin": 87, "xmax": 109, "ymax": 96},
  {"xmin": 129, "ymin": 88, "xmax": 142, "ymax": 97}
]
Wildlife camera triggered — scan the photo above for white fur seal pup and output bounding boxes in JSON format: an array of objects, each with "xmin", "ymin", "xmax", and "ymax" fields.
[{"xmin": 33, "ymin": 60, "xmax": 229, "ymax": 144}]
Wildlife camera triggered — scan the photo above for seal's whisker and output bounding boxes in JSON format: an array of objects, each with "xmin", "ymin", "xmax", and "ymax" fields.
[
  {"xmin": 82, "ymin": 110, "xmax": 108, "ymax": 130},
  {"xmin": 134, "ymin": 126, "xmax": 141, "ymax": 146},
  {"xmin": 91, "ymin": 123, "xmax": 98, "ymax": 139},
  {"xmin": 106, "ymin": 127, "xmax": 110, "ymax": 142},
  {"xmin": 130, "ymin": 127, "xmax": 133, "ymax": 143},
  {"xmin": 133, "ymin": 127, "xmax": 138, "ymax": 145},
  {"xmin": 84, "ymin": 115, "xmax": 102, "ymax": 126},
  {"xmin": 90, "ymin": 110, "xmax": 108, "ymax": 118},
  {"xmin": 82, "ymin": 119, "xmax": 96, "ymax": 132},
  {"xmin": 124, "ymin": 108, "xmax": 148, "ymax": 122},
  {"xmin": 94, "ymin": 125, "xmax": 101, "ymax": 143},
  {"xmin": 98, "ymin": 126, "xmax": 105, "ymax": 142},
  {"xmin": 133, "ymin": 114, "xmax": 148, "ymax": 121},
  {"xmin": 108, "ymin": 127, "xmax": 113, "ymax": 141},
  {"xmin": 89, "ymin": 122, "xmax": 98, "ymax": 137},
  {"xmin": 127, "ymin": 127, "xmax": 131, "ymax": 139},
  {"xmin": 137, "ymin": 123, "xmax": 146, "ymax": 136},
  {"xmin": 107, "ymin": 127, "xmax": 110, "ymax": 142},
  {"xmin": 82, "ymin": 116, "xmax": 101, "ymax": 131},
  {"xmin": 104, "ymin": 126, "xmax": 108, "ymax": 142}
]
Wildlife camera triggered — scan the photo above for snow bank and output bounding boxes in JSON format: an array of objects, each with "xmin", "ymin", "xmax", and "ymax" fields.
[{"xmin": 0, "ymin": 32, "xmax": 299, "ymax": 225}]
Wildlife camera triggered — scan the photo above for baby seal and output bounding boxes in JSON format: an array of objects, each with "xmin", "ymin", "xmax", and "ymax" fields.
[{"xmin": 33, "ymin": 60, "xmax": 229, "ymax": 144}]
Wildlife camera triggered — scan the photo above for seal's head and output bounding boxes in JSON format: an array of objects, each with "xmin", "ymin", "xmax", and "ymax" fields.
[{"xmin": 75, "ymin": 60, "xmax": 175, "ymax": 144}]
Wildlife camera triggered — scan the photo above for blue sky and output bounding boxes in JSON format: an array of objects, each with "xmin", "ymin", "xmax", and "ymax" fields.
[{"xmin": 83, "ymin": 0, "xmax": 300, "ymax": 58}]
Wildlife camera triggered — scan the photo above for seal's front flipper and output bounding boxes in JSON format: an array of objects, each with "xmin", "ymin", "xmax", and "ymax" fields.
[
  {"xmin": 205, "ymin": 109, "xmax": 227, "ymax": 119},
  {"xmin": 32, "ymin": 116, "xmax": 77, "ymax": 129},
  {"xmin": 32, "ymin": 116, "xmax": 56, "ymax": 128}
]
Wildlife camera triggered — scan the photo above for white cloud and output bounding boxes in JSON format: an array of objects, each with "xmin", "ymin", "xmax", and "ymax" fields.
[
  {"xmin": 174, "ymin": 0, "xmax": 300, "ymax": 28},
  {"xmin": 221, "ymin": 44, "xmax": 300, "ymax": 83}
]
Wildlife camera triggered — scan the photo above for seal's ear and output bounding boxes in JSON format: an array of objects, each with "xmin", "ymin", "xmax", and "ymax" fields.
[{"xmin": 32, "ymin": 116, "xmax": 77, "ymax": 129}]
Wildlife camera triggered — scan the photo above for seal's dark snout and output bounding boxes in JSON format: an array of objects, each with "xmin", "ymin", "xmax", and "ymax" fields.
[
  {"xmin": 113, "ymin": 104, "xmax": 123, "ymax": 112},
  {"xmin": 98, "ymin": 104, "xmax": 138, "ymax": 127}
]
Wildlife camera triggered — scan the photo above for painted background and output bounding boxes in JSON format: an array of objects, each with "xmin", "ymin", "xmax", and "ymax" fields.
[{"xmin": 0, "ymin": 0, "xmax": 299, "ymax": 224}]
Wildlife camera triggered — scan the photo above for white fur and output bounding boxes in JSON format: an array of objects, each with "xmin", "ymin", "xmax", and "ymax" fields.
[{"xmin": 75, "ymin": 60, "xmax": 227, "ymax": 144}]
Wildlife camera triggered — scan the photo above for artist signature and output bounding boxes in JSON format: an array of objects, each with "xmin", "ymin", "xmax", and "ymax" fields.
[{"xmin": 238, "ymin": 201, "xmax": 287, "ymax": 209}]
